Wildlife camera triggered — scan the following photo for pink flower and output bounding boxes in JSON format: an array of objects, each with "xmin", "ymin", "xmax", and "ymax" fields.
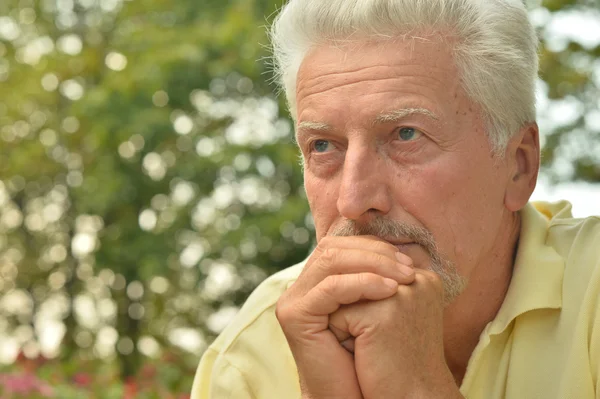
[
  {"xmin": 72, "ymin": 372, "xmax": 92, "ymax": 387},
  {"xmin": 0, "ymin": 372, "xmax": 54, "ymax": 397}
]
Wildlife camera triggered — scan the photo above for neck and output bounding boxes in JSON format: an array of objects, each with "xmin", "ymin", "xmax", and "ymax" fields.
[{"xmin": 443, "ymin": 210, "xmax": 522, "ymax": 385}]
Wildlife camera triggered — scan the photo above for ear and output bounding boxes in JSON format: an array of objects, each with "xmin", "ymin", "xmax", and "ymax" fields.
[{"xmin": 504, "ymin": 123, "xmax": 540, "ymax": 212}]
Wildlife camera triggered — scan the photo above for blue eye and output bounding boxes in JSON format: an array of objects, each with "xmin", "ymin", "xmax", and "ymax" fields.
[
  {"xmin": 313, "ymin": 140, "xmax": 334, "ymax": 153},
  {"xmin": 398, "ymin": 127, "xmax": 422, "ymax": 141}
]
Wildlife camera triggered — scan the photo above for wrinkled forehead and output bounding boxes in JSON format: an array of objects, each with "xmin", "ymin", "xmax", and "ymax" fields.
[
  {"xmin": 294, "ymin": 37, "xmax": 464, "ymax": 123},
  {"xmin": 291, "ymin": 34, "xmax": 460, "ymax": 118}
]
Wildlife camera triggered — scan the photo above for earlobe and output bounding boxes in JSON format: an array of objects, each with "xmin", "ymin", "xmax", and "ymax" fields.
[{"xmin": 504, "ymin": 123, "xmax": 540, "ymax": 212}]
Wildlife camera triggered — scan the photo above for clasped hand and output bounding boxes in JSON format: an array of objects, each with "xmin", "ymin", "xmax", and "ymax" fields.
[{"xmin": 276, "ymin": 236, "xmax": 462, "ymax": 399}]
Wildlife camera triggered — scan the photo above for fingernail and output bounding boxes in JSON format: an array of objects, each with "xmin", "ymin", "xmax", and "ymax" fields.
[
  {"xmin": 384, "ymin": 278, "xmax": 398, "ymax": 289},
  {"xmin": 398, "ymin": 263, "xmax": 414, "ymax": 277}
]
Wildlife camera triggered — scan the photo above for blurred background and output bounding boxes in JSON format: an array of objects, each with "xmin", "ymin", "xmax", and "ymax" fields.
[{"xmin": 0, "ymin": 0, "xmax": 598, "ymax": 397}]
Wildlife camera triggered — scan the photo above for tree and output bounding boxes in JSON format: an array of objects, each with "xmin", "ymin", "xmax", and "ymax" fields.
[
  {"xmin": 0, "ymin": 0, "xmax": 597, "ymax": 382},
  {"xmin": 535, "ymin": 0, "xmax": 600, "ymax": 182},
  {"xmin": 0, "ymin": 0, "xmax": 310, "ymax": 379}
]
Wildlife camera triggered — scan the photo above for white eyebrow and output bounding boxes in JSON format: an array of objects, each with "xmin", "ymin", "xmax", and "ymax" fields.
[
  {"xmin": 296, "ymin": 107, "xmax": 439, "ymax": 135},
  {"xmin": 374, "ymin": 108, "xmax": 439, "ymax": 125},
  {"xmin": 296, "ymin": 121, "xmax": 332, "ymax": 132}
]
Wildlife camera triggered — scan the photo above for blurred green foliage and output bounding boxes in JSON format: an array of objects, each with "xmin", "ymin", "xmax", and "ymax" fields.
[
  {"xmin": 0, "ymin": 351, "xmax": 194, "ymax": 398},
  {"xmin": 0, "ymin": 0, "xmax": 598, "ymax": 391}
]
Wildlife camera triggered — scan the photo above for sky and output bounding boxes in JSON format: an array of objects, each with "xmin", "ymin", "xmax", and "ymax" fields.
[
  {"xmin": 529, "ymin": 6, "xmax": 600, "ymax": 218},
  {"xmin": 532, "ymin": 179, "xmax": 599, "ymax": 218}
]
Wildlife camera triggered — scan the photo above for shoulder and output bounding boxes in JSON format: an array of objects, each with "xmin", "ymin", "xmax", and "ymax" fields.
[
  {"xmin": 197, "ymin": 260, "xmax": 306, "ymax": 398},
  {"xmin": 208, "ymin": 260, "xmax": 306, "ymax": 354},
  {"xmin": 542, "ymin": 203, "xmax": 600, "ymax": 309},
  {"xmin": 545, "ymin": 202, "xmax": 600, "ymax": 272}
]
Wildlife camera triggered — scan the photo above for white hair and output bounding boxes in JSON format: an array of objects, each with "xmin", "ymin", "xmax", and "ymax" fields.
[{"xmin": 270, "ymin": 0, "xmax": 539, "ymax": 155}]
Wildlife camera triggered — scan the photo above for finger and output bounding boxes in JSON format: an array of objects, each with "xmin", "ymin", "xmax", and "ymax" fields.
[
  {"xmin": 299, "ymin": 273, "xmax": 400, "ymax": 317},
  {"xmin": 338, "ymin": 235, "xmax": 416, "ymax": 268},
  {"xmin": 292, "ymin": 247, "xmax": 414, "ymax": 296},
  {"xmin": 315, "ymin": 235, "xmax": 402, "ymax": 259},
  {"xmin": 329, "ymin": 323, "xmax": 351, "ymax": 342},
  {"xmin": 340, "ymin": 338, "xmax": 355, "ymax": 353},
  {"xmin": 329, "ymin": 324, "xmax": 356, "ymax": 354},
  {"xmin": 394, "ymin": 250, "xmax": 413, "ymax": 266},
  {"xmin": 411, "ymin": 269, "xmax": 446, "ymax": 300}
]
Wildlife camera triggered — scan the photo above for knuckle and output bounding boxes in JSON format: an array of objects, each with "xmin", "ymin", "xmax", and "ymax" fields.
[
  {"xmin": 371, "ymin": 252, "xmax": 389, "ymax": 267},
  {"xmin": 356, "ymin": 272, "xmax": 369, "ymax": 287},
  {"xmin": 275, "ymin": 293, "xmax": 301, "ymax": 325},
  {"xmin": 395, "ymin": 251, "xmax": 413, "ymax": 265},
  {"xmin": 317, "ymin": 235, "xmax": 335, "ymax": 249},
  {"xmin": 313, "ymin": 248, "xmax": 340, "ymax": 275},
  {"xmin": 275, "ymin": 300, "xmax": 290, "ymax": 323},
  {"xmin": 366, "ymin": 253, "xmax": 392, "ymax": 275},
  {"xmin": 324, "ymin": 273, "xmax": 344, "ymax": 290},
  {"xmin": 315, "ymin": 248, "xmax": 345, "ymax": 276},
  {"xmin": 371, "ymin": 239, "xmax": 394, "ymax": 253},
  {"xmin": 356, "ymin": 272, "xmax": 378, "ymax": 287},
  {"xmin": 318, "ymin": 276, "xmax": 344, "ymax": 302},
  {"xmin": 413, "ymin": 272, "xmax": 427, "ymax": 284},
  {"xmin": 417, "ymin": 270, "xmax": 444, "ymax": 291},
  {"xmin": 320, "ymin": 247, "xmax": 339, "ymax": 266},
  {"xmin": 423, "ymin": 269, "xmax": 440, "ymax": 281},
  {"xmin": 275, "ymin": 302, "xmax": 306, "ymax": 332}
]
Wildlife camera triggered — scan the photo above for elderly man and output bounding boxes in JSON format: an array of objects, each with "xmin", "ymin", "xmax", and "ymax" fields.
[{"xmin": 192, "ymin": 0, "xmax": 600, "ymax": 398}]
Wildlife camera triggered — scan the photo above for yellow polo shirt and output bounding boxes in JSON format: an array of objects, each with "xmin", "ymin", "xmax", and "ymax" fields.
[{"xmin": 192, "ymin": 201, "xmax": 600, "ymax": 398}]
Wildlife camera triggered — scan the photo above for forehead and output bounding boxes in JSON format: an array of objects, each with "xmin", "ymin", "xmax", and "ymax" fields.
[
  {"xmin": 299, "ymin": 36, "xmax": 457, "ymax": 75},
  {"xmin": 295, "ymin": 37, "xmax": 464, "ymax": 123}
]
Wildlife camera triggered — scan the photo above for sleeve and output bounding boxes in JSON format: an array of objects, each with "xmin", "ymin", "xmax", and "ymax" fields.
[
  {"xmin": 589, "ymin": 223, "xmax": 600, "ymax": 399},
  {"xmin": 190, "ymin": 347, "xmax": 255, "ymax": 399},
  {"xmin": 594, "ymin": 278, "xmax": 600, "ymax": 399},
  {"xmin": 594, "ymin": 289, "xmax": 600, "ymax": 399}
]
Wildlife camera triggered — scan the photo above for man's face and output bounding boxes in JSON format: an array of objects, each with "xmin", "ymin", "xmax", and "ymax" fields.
[{"xmin": 295, "ymin": 38, "xmax": 513, "ymax": 287}]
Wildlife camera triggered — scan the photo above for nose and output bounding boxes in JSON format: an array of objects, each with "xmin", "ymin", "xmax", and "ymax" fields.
[{"xmin": 336, "ymin": 143, "xmax": 393, "ymax": 222}]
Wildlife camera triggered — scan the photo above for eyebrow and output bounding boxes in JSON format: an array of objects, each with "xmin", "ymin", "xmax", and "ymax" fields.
[
  {"xmin": 297, "ymin": 121, "xmax": 332, "ymax": 132},
  {"xmin": 373, "ymin": 108, "xmax": 439, "ymax": 125},
  {"xmin": 296, "ymin": 107, "xmax": 439, "ymax": 134}
]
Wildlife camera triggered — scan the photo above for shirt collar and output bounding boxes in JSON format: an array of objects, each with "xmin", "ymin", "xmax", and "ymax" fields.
[{"xmin": 487, "ymin": 202, "xmax": 566, "ymax": 336}]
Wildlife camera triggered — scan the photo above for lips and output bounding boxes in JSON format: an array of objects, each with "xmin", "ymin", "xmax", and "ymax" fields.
[
  {"xmin": 394, "ymin": 243, "xmax": 417, "ymax": 252},
  {"xmin": 379, "ymin": 236, "xmax": 414, "ymax": 245},
  {"xmin": 380, "ymin": 238, "xmax": 416, "ymax": 248}
]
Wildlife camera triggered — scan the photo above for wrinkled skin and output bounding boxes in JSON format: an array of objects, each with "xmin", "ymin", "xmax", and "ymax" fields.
[{"xmin": 276, "ymin": 37, "xmax": 539, "ymax": 399}]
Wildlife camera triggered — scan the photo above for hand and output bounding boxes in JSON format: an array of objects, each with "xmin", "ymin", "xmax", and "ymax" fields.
[
  {"xmin": 329, "ymin": 269, "xmax": 463, "ymax": 399},
  {"xmin": 275, "ymin": 236, "xmax": 416, "ymax": 399}
]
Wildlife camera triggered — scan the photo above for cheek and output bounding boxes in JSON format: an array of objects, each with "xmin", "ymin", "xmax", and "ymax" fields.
[
  {"xmin": 305, "ymin": 174, "xmax": 339, "ymax": 239},
  {"xmin": 396, "ymin": 156, "xmax": 501, "ymax": 267},
  {"xmin": 396, "ymin": 160, "xmax": 462, "ymax": 218}
]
